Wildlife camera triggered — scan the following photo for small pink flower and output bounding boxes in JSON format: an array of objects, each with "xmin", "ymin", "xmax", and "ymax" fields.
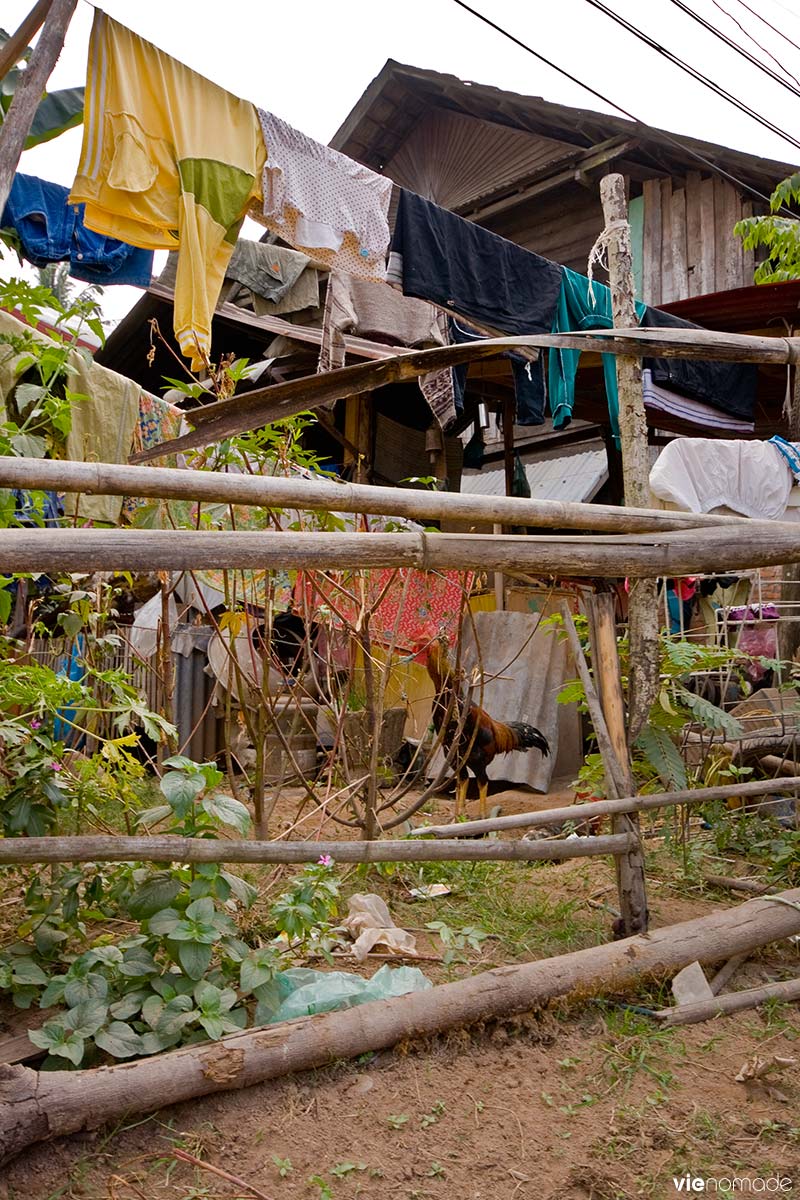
[
  {"xmin": 317, "ymin": 854, "xmax": 333, "ymax": 867},
  {"xmin": 50, "ymin": 761, "xmax": 62, "ymax": 772},
  {"xmin": 30, "ymin": 719, "xmax": 42, "ymax": 730}
]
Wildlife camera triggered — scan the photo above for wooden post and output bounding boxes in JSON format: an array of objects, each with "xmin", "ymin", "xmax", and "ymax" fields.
[
  {"xmin": 779, "ymin": 369, "xmax": 800, "ymax": 670},
  {"xmin": 586, "ymin": 591, "xmax": 649, "ymax": 936},
  {"xmin": 0, "ymin": 0, "xmax": 53, "ymax": 80},
  {"xmin": 600, "ymin": 173, "xmax": 660, "ymax": 746},
  {"xmin": 0, "ymin": 0, "xmax": 77, "ymax": 214},
  {"xmin": 343, "ymin": 392, "xmax": 371, "ymax": 484}
]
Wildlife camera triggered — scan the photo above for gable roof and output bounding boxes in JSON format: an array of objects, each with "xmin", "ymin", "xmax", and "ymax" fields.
[{"xmin": 331, "ymin": 59, "xmax": 796, "ymax": 196}]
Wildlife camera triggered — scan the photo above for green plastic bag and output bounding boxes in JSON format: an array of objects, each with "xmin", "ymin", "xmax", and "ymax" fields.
[{"xmin": 267, "ymin": 964, "xmax": 431, "ymax": 1023}]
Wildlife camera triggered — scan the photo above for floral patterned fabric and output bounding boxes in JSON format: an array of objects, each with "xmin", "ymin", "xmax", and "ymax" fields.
[
  {"xmin": 121, "ymin": 391, "xmax": 186, "ymax": 523},
  {"xmin": 297, "ymin": 568, "xmax": 471, "ymax": 653}
]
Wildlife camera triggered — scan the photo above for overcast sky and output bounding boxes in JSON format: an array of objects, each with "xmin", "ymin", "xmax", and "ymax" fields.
[{"xmin": 5, "ymin": 0, "xmax": 800, "ymax": 325}]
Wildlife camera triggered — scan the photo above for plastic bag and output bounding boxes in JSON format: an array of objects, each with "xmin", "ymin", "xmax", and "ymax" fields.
[{"xmin": 266, "ymin": 964, "xmax": 431, "ymax": 1023}]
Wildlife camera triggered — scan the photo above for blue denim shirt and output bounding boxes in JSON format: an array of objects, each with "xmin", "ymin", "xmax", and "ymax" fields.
[{"xmin": 2, "ymin": 174, "xmax": 153, "ymax": 287}]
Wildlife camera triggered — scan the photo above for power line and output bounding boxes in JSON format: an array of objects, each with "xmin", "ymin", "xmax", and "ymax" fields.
[
  {"xmin": 448, "ymin": 0, "xmax": 793, "ymax": 212},
  {"xmin": 730, "ymin": 0, "xmax": 800, "ymax": 61},
  {"xmin": 667, "ymin": 0, "xmax": 800, "ymax": 92},
  {"xmin": 715, "ymin": 0, "xmax": 800, "ymax": 85},
  {"xmin": 583, "ymin": 0, "xmax": 800, "ymax": 152}
]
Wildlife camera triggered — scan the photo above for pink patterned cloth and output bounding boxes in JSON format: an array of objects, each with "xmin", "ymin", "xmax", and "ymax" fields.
[{"xmin": 297, "ymin": 568, "xmax": 472, "ymax": 653}]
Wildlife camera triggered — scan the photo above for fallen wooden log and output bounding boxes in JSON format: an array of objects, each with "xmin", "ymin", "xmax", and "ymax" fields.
[
  {"xmin": 655, "ymin": 975, "xmax": 800, "ymax": 1027},
  {"xmin": 709, "ymin": 952, "xmax": 749, "ymax": 996},
  {"xmin": 2, "ymin": 887, "xmax": 799, "ymax": 1163},
  {"xmin": 705, "ymin": 875, "xmax": 772, "ymax": 896},
  {"xmin": 0, "ymin": 831, "xmax": 633, "ymax": 865},
  {"xmin": 412, "ymin": 775, "xmax": 800, "ymax": 839},
  {"xmin": 758, "ymin": 755, "xmax": 800, "ymax": 777}
]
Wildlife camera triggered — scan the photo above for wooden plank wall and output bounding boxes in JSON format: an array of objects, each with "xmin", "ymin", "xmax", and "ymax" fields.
[{"xmin": 642, "ymin": 173, "xmax": 757, "ymax": 304}]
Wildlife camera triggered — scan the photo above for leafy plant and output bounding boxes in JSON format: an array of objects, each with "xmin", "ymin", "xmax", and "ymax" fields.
[
  {"xmin": 0, "ymin": 28, "xmax": 84, "ymax": 149},
  {"xmin": 138, "ymin": 756, "xmax": 251, "ymax": 839},
  {"xmin": 556, "ymin": 625, "xmax": 752, "ymax": 800},
  {"xmin": 736, "ymin": 172, "xmax": 800, "ymax": 284},
  {"xmin": 272, "ymin": 1154, "xmax": 293, "ymax": 1178}
]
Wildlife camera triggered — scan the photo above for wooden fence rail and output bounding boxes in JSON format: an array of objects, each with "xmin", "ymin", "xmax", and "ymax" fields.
[
  {"xmin": 0, "ymin": 455, "xmax": 759, "ymax": 535},
  {"xmin": 0, "ymin": 832, "xmax": 634, "ymax": 865},
  {"xmin": 2, "ymin": 523, "xmax": 800, "ymax": 577},
  {"xmin": 410, "ymin": 775, "xmax": 800, "ymax": 839}
]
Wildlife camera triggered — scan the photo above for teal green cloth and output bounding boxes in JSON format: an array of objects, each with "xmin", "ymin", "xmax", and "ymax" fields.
[{"xmin": 549, "ymin": 267, "xmax": 646, "ymax": 442}]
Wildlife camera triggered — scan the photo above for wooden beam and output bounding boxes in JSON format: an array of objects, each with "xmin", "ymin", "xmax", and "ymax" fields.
[
  {"xmin": 410, "ymin": 775, "xmax": 800, "ymax": 839},
  {"xmin": 600, "ymin": 174, "xmax": 660, "ymax": 750},
  {"xmin": 0, "ymin": 832, "xmax": 635, "ymax": 865},
  {"xmin": 4, "ymin": 523, "xmax": 800, "ymax": 577},
  {"xmin": 0, "ymin": 0, "xmax": 52, "ymax": 80},
  {"xmin": 0, "ymin": 0, "xmax": 77, "ymax": 214},
  {"xmin": 129, "ymin": 328, "xmax": 800, "ymax": 464},
  {"xmin": 655, "ymin": 976, "xmax": 800, "ymax": 1027},
  {"xmin": 462, "ymin": 136, "xmax": 639, "ymax": 223},
  {"xmin": 0, "ymin": 456, "xmax": 775, "ymax": 536}
]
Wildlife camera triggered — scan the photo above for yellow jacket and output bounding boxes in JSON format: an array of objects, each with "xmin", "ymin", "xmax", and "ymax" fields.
[{"xmin": 70, "ymin": 12, "xmax": 264, "ymax": 371}]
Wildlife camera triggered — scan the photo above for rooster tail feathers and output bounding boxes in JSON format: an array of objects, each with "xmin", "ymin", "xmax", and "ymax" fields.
[{"xmin": 505, "ymin": 721, "xmax": 550, "ymax": 756}]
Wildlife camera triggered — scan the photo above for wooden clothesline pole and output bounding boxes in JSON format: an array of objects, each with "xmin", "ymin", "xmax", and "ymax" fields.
[
  {"xmin": 600, "ymin": 174, "xmax": 661, "ymax": 750},
  {"xmin": 0, "ymin": 0, "xmax": 77, "ymax": 214},
  {"xmin": 128, "ymin": 327, "xmax": 800, "ymax": 463},
  {"xmin": 0, "ymin": 0, "xmax": 53, "ymax": 81},
  {"xmin": 0, "ymin": 454, "xmax": 766, "ymax": 535},
  {"xmin": 3, "ymin": 523, "xmax": 800, "ymax": 577}
]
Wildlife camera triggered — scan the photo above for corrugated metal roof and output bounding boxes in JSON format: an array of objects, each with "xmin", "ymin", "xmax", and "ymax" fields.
[{"xmin": 461, "ymin": 448, "xmax": 608, "ymax": 503}]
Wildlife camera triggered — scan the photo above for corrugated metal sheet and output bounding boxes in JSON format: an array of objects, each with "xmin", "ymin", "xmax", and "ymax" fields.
[{"xmin": 461, "ymin": 448, "xmax": 608, "ymax": 502}]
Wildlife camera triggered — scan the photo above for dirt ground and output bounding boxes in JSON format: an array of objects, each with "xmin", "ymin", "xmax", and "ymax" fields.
[{"xmin": 3, "ymin": 784, "xmax": 800, "ymax": 1200}]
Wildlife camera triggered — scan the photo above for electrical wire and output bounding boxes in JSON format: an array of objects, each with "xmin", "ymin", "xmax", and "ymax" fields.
[
  {"xmin": 717, "ymin": 0, "xmax": 800, "ymax": 84},
  {"xmin": 583, "ymin": 0, "xmax": 800, "ymax": 152},
  {"xmin": 668, "ymin": 0, "xmax": 800, "ymax": 92},
  {"xmin": 448, "ymin": 0, "xmax": 793, "ymax": 212}
]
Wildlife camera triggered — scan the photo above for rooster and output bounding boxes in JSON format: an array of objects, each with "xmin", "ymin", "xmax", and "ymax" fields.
[{"xmin": 413, "ymin": 636, "xmax": 550, "ymax": 819}]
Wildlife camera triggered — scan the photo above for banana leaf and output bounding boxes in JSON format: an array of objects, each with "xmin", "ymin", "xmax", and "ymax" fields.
[{"xmin": 0, "ymin": 28, "xmax": 84, "ymax": 149}]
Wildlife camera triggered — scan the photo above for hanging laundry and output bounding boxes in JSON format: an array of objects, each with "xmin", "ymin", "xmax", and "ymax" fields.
[
  {"xmin": 254, "ymin": 109, "xmax": 391, "ymax": 281},
  {"xmin": 226, "ymin": 240, "xmax": 319, "ymax": 315},
  {"xmin": 387, "ymin": 189, "xmax": 563, "ymax": 336},
  {"xmin": 318, "ymin": 272, "xmax": 457, "ymax": 429},
  {"xmin": 63, "ymin": 356, "xmax": 140, "ymax": 526},
  {"xmin": 549, "ymin": 268, "xmax": 646, "ymax": 439},
  {"xmin": 318, "ymin": 271, "xmax": 446, "ymax": 372},
  {"xmin": 642, "ymin": 369, "xmax": 755, "ymax": 434},
  {"xmin": 450, "ymin": 318, "xmax": 546, "ymax": 426},
  {"xmin": 70, "ymin": 11, "xmax": 265, "ymax": 371},
  {"xmin": 158, "ymin": 244, "xmax": 320, "ymax": 319},
  {"xmin": 2, "ymin": 174, "xmax": 153, "ymax": 287},
  {"xmin": 640, "ymin": 308, "xmax": 757, "ymax": 422},
  {"xmin": 769, "ymin": 435, "xmax": 800, "ymax": 482},
  {"xmin": 121, "ymin": 391, "xmax": 187, "ymax": 523},
  {"xmin": 0, "ymin": 308, "xmax": 140, "ymax": 524},
  {"xmin": 649, "ymin": 438, "xmax": 794, "ymax": 520}
]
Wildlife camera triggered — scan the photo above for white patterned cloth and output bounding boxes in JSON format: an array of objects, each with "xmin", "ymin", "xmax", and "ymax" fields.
[{"xmin": 252, "ymin": 109, "xmax": 392, "ymax": 281}]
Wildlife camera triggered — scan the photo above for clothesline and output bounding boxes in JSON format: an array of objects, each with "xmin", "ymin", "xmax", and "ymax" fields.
[{"xmin": 1, "ymin": 6, "xmax": 766, "ymax": 446}]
